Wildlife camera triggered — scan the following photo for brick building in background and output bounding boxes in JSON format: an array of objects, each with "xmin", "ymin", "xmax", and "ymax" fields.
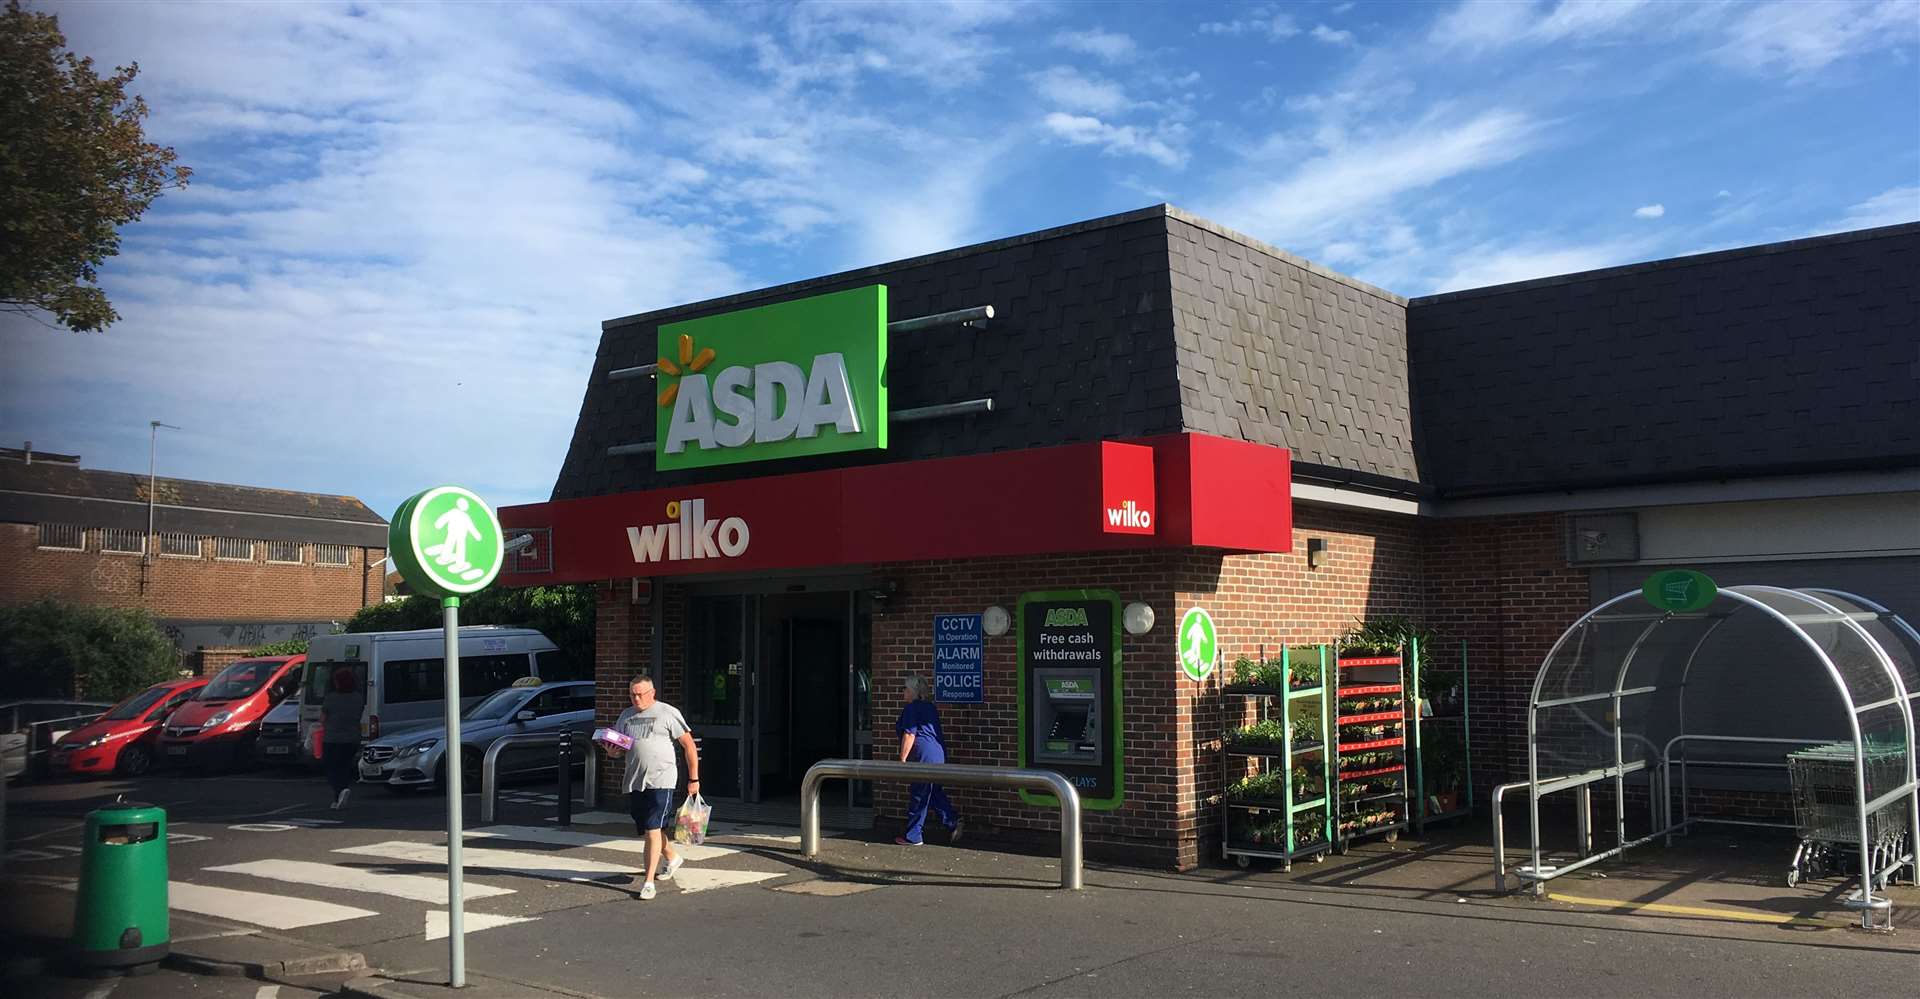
[
  {"xmin": 0, "ymin": 447, "xmax": 388, "ymax": 671},
  {"xmin": 502, "ymin": 206, "xmax": 1918, "ymax": 868}
]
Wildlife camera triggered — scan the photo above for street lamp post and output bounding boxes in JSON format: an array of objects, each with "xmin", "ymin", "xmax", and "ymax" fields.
[{"xmin": 146, "ymin": 421, "xmax": 180, "ymax": 565}]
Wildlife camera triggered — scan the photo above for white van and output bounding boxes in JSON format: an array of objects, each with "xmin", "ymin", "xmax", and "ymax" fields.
[{"xmin": 299, "ymin": 627, "xmax": 571, "ymax": 761}]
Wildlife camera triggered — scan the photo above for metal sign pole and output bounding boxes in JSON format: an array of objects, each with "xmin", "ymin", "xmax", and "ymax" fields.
[{"xmin": 442, "ymin": 595, "xmax": 465, "ymax": 988}]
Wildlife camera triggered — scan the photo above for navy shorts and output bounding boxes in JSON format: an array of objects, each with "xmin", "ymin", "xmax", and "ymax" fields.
[{"xmin": 629, "ymin": 788, "xmax": 675, "ymax": 832}]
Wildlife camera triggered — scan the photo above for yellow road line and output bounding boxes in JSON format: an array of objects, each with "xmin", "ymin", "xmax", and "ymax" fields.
[{"xmin": 1546, "ymin": 892, "xmax": 1838, "ymax": 926}]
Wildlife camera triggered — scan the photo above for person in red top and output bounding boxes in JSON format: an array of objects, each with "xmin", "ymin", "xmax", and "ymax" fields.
[{"xmin": 894, "ymin": 675, "xmax": 963, "ymax": 846}]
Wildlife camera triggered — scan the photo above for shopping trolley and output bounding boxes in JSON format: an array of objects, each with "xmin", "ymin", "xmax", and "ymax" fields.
[{"xmin": 1785, "ymin": 741, "xmax": 1912, "ymax": 889}]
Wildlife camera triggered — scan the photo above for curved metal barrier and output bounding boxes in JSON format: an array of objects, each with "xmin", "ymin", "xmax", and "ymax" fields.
[
  {"xmin": 479, "ymin": 731, "xmax": 596, "ymax": 825},
  {"xmin": 800, "ymin": 759, "xmax": 1083, "ymax": 890}
]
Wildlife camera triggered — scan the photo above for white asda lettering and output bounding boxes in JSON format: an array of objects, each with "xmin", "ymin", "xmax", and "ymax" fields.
[
  {"xmin": 1105, "ymin": 500, "xmax": 1152, "ymax": 529},
  {"xmin": 665, "ymin": 353, "xmax": 859, "ymax": 455},
  {"xmin": 626, "ymin": 499, "xmax": 750, "ymax": 564}
]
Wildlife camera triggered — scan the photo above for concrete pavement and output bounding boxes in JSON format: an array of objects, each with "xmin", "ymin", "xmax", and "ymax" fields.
[{"xmin": 7, "ymin": 768, "xmax": 1919, "ymax": 997}]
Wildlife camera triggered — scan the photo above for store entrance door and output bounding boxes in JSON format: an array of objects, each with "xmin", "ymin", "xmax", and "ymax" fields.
[{"xmin": 684, "ymin": 585, "xmax": 875, "ymax": 814}]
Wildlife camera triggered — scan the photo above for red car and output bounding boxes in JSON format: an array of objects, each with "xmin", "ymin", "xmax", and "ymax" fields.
[
  {"xmin": 51, "ymin": 677, "xmax": 208, "ymax": 777},
  {"xmin": 157, "ymin": 655, "xmax": 305, "ymax": 768}
]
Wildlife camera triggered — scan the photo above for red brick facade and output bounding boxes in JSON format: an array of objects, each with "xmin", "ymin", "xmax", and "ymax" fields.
[{"xmin": 0, "ymin": 523, "xmax": 387, "ymax": 621}]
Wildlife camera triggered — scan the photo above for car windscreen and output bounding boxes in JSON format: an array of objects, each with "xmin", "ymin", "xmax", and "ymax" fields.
[
  {"xmin": 462, "ymin": 688, "xmax": 527, "ymax": 722},
  {"xmin": 200, "ymin": 660, "xmax": 280, "ymax": 701},
  {"xmin": 104, "ymin": 685, "xmax": 173, "ymax": 720}
]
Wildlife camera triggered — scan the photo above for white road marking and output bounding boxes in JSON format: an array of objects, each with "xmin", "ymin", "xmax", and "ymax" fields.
[
  {"xmin": 4, "ymin": 849, "xmax": 63, "ymax": 863},
  {"xmin": 468, "ymin": 825, "xmax": 737, "ymax": 862},
  {"xmin": 424, "ymin": 910, "xmax": 538, "ymax": 941},
  {"xmin": 336, "ymin": 840, "xmax": 639, "ymax": 882},
  {"xmin": 81, "ymin": 981, "xmax": 117, "ymax": 999},
  {"xmin": 228, "ymin": 818, "xmax": 343, "ymax": 832},
  {"xmin": 168, "ymin": 832, "xmax": 213, "ymax": 844},
  {"xmin": 206, "ymin": 859, "xmax": 516, "ymax": 903},
  {"xmin": 256, "ymin": 986, "xmax": 281, "ymax": 999},
  {"xmin": 671, "ymin": 868, "xmax": 783, "ymax": 894},
  {"xmin": 169, "ymin": 882, "xmax": 377, "ymax": 929}
]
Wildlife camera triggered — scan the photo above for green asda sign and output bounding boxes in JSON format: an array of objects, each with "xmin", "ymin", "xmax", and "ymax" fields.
[{"xmin": 655, "ymin": 285, "xmax": 888, "ymax": 471}]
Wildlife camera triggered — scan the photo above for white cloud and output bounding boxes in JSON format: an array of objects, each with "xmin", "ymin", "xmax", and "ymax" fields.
[
  {"xmin": 1431, "ymin": 237, "xmax": 1652, "ymax": 292},
  {"xmin": 1430, "ymin": 1, "xmax": 1654, "ymax": 50},
  {"xmin": 1717, "ymin": 189, "xmax": 1733, "ymax": 198},
  {"xmin": 1199, "ymin": 10, "xmax": 1301, "ymax": 40},
  {"xmin": 1203, "ymin": 109, "xmax": 1541, "ymax": 245},
  {"xmin": 1634, "ymin": 203, "xmax": 1666, "ymax": 219},
  {"xmin": 1311, "ymin": 25, "xmax": 1357, "ymax": 46},
  {"xmin": 1042, "ymin": 113, "xmax": 1187, "ymax": 168},
  {"xmin": 1030, "ymin": 66, "xmax": 1130, "ymax": 115},
  {"xmin": 1713, "ymin": 0, "xmax": 1920, "ymax": 75},
  {"xmin": 1827, "ymin": 185, "xmax": 1920, "ymax": 232},
  {"xmin": 1053, "ymin": 28, "xmax": 1137, "ymax": 62}
]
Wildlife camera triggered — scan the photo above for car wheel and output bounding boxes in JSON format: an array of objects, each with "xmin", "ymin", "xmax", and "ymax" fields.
[{"xmin": 118, "ymin": 743, "xmax": 153, "ymax": 777}]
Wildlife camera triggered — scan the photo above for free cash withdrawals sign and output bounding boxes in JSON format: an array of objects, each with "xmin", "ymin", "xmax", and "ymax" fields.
[
  {"xmin": 933, "ymin": 614, "xmax": 984, "ymax": 703},
  {"xmin": 655, "ymin": 284, "xmax": 888, "ymax": 472}
]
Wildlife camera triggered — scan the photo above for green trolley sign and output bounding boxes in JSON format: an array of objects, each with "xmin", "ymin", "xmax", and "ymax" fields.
[
  {"xmin": 1642, "ymin": 569, "xmax": 1718, "ymax": 612},
  {"xmin": 389, "ymin": 485, "xmax": 505, "ymax": 598}
]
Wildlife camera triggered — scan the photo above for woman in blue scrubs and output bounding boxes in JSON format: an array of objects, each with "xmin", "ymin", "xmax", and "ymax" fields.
[{"xmin": 896, "ymin": 675, "xmax": 964, "ymax": 846}]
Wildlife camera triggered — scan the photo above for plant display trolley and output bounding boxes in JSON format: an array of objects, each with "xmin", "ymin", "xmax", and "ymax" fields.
[
  {"xmin": 1333, "ymin": 650, "xmax": 1409, "ymax": 850},
  {"xmin": 1408, "ymin": 638, "xmax": 1473, "ymax": 834},
  {"xmin": 1221, "ymin": 646, "xmax": 1332, "ymax": 870}
]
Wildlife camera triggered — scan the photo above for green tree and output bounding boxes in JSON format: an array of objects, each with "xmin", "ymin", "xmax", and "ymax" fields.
[
  {"xmin": 249, "ymin": 636, "xmax": 317, "ymax": 657},
  {"xmin": 342, "ymin": 585, "xmax": 596, "ymax": 678},
  {"xmin": 0, "ymin": 0, "xmax": 190, "ymax": 332},
  {"xmin": 0, "ymin": 599, "xmax": 180, "ymax": 700}
]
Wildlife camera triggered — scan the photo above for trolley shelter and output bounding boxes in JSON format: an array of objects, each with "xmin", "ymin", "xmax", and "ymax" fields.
[{"xmin": 1516, "ymin": 582, "xmax": 1920, "ymax": 927}]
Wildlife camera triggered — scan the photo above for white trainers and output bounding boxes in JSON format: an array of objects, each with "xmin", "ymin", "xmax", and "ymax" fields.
[
  {"xmin": 660, "ymin": 855, "xmax": 684, "ymax": 881},
  {"xmin": 639, "ymin": 881, "xmax": 657, "ymax": 900},
  {"xmin": 333, "ymin": 788, "xmax": 351, "ymax": 809}
]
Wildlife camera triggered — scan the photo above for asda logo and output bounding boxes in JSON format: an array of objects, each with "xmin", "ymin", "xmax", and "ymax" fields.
[
  {"xmin": 626, "ymin": 499, "xmax": 750, "ymax": 564},
  {"xmin": 655, "ymin": 285, "xmax": 887, "ymax": 472},
  {"xmin": 1044, "ymin": 607, "xmax": 1090, "ymax": 627},
  {"xmin": 662, "ymin": 350, "xmax": 861, "ymax": 457}
]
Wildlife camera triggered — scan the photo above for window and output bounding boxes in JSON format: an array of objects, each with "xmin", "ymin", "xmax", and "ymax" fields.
[
  {"xmin": 200, "ymin": 660, "xmax": 280, "ymax": 700},
  {"xmin": 101, "ymin": 528, "xmax": 146, "ymax": 555},
  {"xmin": 37, "ymin": 523, "xmax": 84, "ymax": 550},
  {"xmin": 383, "ymin": 654, "xmax": 532, "ymax": 704},
  {"xmin": 315, "ymin": 544, "xmax": 350, "ymax": 566},
  {"xmin": 160, "ymin": 532, "xmax": 204, "ymax": 558},
  {"xmin": 267, "ymin": 541, "xmax": 302, "ymax": 564},
  {"xmin": 535, "ymin": 649, "xmax": 590, "ymax": 682},
  {"xmin": 214, "ymin": 537, "xmax": 255, "ymax": 561}
]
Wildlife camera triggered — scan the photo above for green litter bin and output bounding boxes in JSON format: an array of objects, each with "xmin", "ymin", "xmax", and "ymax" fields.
[{"xmin": 70, "ymin": 801, "xmax": 169, "ymax": 970}]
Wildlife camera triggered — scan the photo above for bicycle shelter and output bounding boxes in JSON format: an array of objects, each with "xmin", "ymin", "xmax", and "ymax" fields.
[{"xmin": 1517, "ymin": 584, "xmax": 1920, "ymax": 928}]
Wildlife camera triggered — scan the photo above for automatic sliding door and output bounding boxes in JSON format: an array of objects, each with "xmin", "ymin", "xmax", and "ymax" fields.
[{"xmin": 685, "ymin": 595, "xmax": 748, "ymax": 800}]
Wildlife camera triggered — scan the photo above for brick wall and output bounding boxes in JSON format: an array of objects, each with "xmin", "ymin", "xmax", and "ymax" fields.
[
  {"xmin": 1421, "ymin": 513, "xmax": 1589, "ymax": 802},
  {"xmin": 194, "ymin": 647, "xmax": 252, "ymax": 677},
  {"xmin": 0, "ymin": 524, "xmax": 385, "ymax": 621}
]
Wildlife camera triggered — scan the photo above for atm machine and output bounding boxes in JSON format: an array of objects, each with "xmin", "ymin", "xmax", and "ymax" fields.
[{"xmin": 1017, "ymin": 590, "xmax": 1123, "ymax": 810}]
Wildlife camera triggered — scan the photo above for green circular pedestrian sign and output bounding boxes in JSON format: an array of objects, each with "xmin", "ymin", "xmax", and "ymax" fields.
[
  {"xmin": 389, "ymin": 485, "xmax": 504, "ymax": 598},
  {"xmin": 1178, "ymin": 606, "xmax": 1217, "ymax": 681}
]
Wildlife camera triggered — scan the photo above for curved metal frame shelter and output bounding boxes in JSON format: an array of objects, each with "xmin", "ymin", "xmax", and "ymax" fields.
[{"xmin": 1515, "ymin": 585, "xmax": 1920, "ymax": 927}]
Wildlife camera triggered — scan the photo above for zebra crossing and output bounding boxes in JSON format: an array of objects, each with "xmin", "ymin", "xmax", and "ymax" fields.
[{"xmin": 38, "ymin": 820, "xmax": 810, "ymax": 939}]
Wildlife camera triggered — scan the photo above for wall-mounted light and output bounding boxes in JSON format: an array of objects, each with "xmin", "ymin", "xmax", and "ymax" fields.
[
  {"xmin": 983, "ymin": 605, "xmax": 1011, "ymax": 637},
  {"xmin": 1307, "ymin": 537, "xmax": 1330, "ymax": 570},
  {"xmin": 1123, "ymin": 602, "xmax": 1156, "ymax": 635}
]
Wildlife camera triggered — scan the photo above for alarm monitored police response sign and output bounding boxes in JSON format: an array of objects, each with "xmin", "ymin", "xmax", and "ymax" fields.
[
  {"xmin": 934, "ymin": 614, "xmax": 984, "ymax": 703},
  {"xmin": 655, "ymin": 285, "xmax": 888, "ymax": 472}
]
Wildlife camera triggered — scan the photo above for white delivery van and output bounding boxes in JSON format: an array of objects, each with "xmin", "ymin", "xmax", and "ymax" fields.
[{"xmin": 299, "ymin": 627, "xmax": 569, "ymax": 761}]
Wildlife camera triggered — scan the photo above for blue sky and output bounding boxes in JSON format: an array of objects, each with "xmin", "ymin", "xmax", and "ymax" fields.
[{"xmin": 4, "ymin": 0, "xmax": 1916, "ymax": 521}]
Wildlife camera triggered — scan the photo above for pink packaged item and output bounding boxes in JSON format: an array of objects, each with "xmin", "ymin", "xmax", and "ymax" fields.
[{"xmin": 593, "ymin": 727, "xmax": 632, "ymax": 751}]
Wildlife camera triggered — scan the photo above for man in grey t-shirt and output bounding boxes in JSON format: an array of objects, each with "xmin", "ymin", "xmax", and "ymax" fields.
[{"xmin": 604, "ymin": 676, "xmax": 701, "ymax": 900}]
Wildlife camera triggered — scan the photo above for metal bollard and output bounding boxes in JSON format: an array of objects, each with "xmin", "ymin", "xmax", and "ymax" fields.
[{"xmin": 556, "ymin": 729, "xmax": 573, "ymax": 828}]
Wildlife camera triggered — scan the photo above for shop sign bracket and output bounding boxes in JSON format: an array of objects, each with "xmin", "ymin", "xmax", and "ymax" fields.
[
  {"xmin": 607, "ymin": 304, "xmax": 994, "ymax": 381},
  {"xmin": 606, "ymin": 397, "xmax": 993, "ymax": 456}
]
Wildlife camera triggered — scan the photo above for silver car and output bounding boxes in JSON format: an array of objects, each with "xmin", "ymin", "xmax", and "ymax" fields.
[{"xmin": 357, "ymin": 680, "xmax": 596, "ymax": 789}]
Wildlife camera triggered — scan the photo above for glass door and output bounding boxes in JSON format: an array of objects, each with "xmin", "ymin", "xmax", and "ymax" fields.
[{"xmin": 685, "ymin": 594, "xmax": 759, "ymax": 801}]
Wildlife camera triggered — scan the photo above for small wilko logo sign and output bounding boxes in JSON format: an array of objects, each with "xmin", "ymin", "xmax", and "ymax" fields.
[
  {"xmin": 626, "ymin": 499, "xmax": 750, "ymax": 564},
  {"xmin": 1105, "ymin": 499, "xmax": 1152, "ymax": 531}
]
